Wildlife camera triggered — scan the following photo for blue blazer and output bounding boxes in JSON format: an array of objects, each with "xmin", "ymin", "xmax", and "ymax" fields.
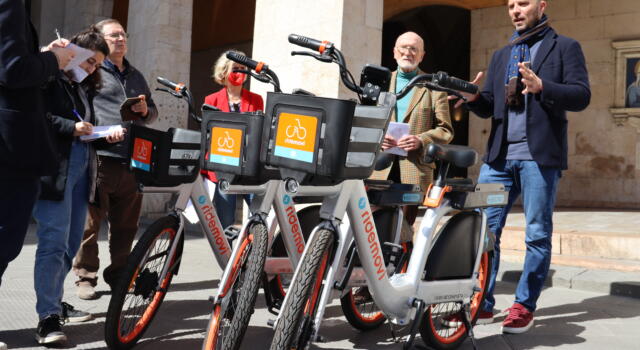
[
  {"xmin": 468, "ymin": 28, "xmax": 591, "ymax": 170},
  {"xmin": 0, "ymin": 0, "xmax": 59, "ymax": 177}
]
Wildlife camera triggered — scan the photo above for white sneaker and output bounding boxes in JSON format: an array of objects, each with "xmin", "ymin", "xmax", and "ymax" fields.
[{"xmin": 0, "ymin": 340, "xmax": 8, "ymax": 350}]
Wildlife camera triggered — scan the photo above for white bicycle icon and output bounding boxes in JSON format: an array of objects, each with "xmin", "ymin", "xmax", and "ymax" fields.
[
  {"xmin": 136, "ymin": 141, "xmax": 149, "ymax": 159},
  {"xmin": 285, "ymin": 118, "xmax": 307, "ymax": 140},
  {"xmin": 217, "ymin": 131, "xmax": 235, "ymax": 148}
]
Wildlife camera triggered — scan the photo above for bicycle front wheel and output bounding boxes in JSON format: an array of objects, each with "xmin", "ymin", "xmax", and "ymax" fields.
[
  {"xmin": 105, "ymin": 215, "xmax": 181, "ymax": 350},
  {"xmin": 419, "ymin": 251, "xmax": 493, "ymax": 349},
  {"xmin": 270, "ymin": 228, "xmax": 335, "ymax": 350},
  {"xmin": 202, "ymin": 222, "xmax": 269, "ymax": 350}
]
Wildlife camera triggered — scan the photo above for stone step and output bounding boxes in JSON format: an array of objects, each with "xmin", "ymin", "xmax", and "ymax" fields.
[
  {"xmin": 500, "ymin": 226, "xmax": 640, "ymax": 262},
  {"xmin": 501, "ymin": 249, "xmax": 640, "ymax": 272}
]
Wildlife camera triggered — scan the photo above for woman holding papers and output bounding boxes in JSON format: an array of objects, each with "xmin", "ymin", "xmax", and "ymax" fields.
[{"xmin": 31, "ymin": 27, "xmax": 123, "ymax": 346}]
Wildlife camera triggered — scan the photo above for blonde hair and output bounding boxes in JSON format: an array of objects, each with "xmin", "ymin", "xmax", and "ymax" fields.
[{"xmin": 212, "ymin": 49, "xmax": 246, "ymax": 85}]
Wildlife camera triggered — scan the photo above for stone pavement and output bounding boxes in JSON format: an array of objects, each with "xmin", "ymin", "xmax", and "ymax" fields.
[{"xmin": 0, "ymin": 212, "xmax": 639, "ymax": 350}]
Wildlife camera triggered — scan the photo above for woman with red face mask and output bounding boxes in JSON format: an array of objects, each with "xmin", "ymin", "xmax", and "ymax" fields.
[{"xmin": 203, "ymin": 49, "xmax": 264, "ymax": 231}]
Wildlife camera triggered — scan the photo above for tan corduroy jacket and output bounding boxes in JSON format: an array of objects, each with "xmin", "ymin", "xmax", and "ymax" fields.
[{"xmin": 370, "ymin": 69, "xmax": 454, "ymax": 190}]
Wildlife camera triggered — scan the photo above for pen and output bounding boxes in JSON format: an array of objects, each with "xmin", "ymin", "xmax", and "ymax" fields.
[
  {"xmin": 55, "ymin": 28, "xmax": 62, "ymax": 42},
  {"xmin": 72, "ymin": 109, "xmax": 84, "ymax": 122}
]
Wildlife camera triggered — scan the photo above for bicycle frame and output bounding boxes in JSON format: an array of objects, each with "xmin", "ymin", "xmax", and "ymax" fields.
[{"xmin": 275, "ymin": 179, "xmax": 489, "ymax": 337}]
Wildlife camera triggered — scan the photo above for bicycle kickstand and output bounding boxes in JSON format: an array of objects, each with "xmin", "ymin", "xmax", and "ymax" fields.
[
  {"xmin": 403, "ymin": 299, "xmax": 426, "ymax": 350},
  {"xmin": 461, "ymin": 303, "xmax": 479, "ymax": 350}
]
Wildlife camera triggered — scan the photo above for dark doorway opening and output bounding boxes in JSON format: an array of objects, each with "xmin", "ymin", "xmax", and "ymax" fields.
[{"xmin": 382, "ymin": 5, "xmax": 471, "ymax": 177}]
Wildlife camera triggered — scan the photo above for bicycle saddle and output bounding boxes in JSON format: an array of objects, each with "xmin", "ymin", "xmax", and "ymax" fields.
[{"xmin": 425, "ymin": 143, "xmax": 478, "ymax": 168}]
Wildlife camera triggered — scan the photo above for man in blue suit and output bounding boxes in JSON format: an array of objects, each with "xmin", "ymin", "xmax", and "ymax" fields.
[
  {"xmin": 0, "ymin": 0, "xmax": 75, "ymax": 295},
  {"xmin": 456, "ymin": 0, "xmax": 590, "ymax": 334}
]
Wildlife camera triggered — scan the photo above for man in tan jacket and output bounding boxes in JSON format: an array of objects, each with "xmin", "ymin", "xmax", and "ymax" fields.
[{"xmin": 373, "ymin": 31, "xmax": 454, "ymax": 226}]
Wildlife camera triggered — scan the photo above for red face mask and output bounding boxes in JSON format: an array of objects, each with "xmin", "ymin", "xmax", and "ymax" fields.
[{"xmin": 227, "ymin": 71, "xmax": 245, "ymax": 86}]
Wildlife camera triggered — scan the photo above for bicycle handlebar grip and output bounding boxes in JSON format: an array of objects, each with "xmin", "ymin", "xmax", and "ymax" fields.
[
  {"xmin": 288, "ymin": 34, "xmax": 331, "ymax": 53},
  {"xmin": 157, "ymin": 77, "xmax": 180, "ymax": 91},
  {"xmin": 436, "ymin": 72, "xmax": 479, "ymax": 94},
  {"xmin": 226, "ymin": 51, "xmax": 261, "ymax": 71}
]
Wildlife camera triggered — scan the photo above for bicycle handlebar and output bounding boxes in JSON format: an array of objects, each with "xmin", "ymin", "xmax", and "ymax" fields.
[
  {"xmin": 156, "ymin": 77, "xmax": 201, "ymax": 123},
  {"xmin": 288, "ymin": 34, "xmax": 333, "ymax": 54},
  {"xmin": 225, "ymin": 52, "xmax": 282, "ymax": 93}
]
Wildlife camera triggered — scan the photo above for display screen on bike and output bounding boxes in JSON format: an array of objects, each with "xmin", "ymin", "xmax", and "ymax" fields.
[
  {"xmin": 209, "ymin": 126, "xmax": 244, "ymax": 167},
  {"xmin": 273, "ymin": 108, "xmax": 320, "ymax": 164}
]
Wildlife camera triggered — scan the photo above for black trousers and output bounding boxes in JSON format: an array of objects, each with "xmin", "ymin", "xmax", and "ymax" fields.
[{"xmin": 0, "ymin": 176, "xmax": 39, "ymax": 285}]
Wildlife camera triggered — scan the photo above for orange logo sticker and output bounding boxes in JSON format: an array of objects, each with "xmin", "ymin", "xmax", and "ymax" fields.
[
  {"xmin": 210, "ymin": 127, "xmax": 242, "ymax": 166},
  {"xmin": 274, "ymin": 112, "xmax": 317, "ymax": 163},
  {"xmin": 131, "ymin": 138, "xmax": 152, "ymax": 171}
]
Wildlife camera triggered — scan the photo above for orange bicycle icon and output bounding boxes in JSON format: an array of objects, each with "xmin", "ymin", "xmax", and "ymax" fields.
[
  {"xmin": 285, "ymin": 118, "xmax": 307, "ymax": 140},
  {"xmin": 217, "ymin": 131, "xmax": 235, "ymax": 149},
  {"xmin": 136, "ymin": 140, "xmax": 149, "ymax": 159}
]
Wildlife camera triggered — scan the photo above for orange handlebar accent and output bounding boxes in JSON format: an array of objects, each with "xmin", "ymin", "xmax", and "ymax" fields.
[{"xmin": 422, "ymin": 185, "xmax": 452, "ymax": 208}]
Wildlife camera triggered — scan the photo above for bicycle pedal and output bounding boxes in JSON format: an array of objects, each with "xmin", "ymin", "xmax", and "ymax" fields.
[
  {"xmin": 208, "ymin": 296, "xmax": 215, "ymax": 303},
  {"xmin": 267, "ymin": 319, "xmax": 275, "ymax": 327},
  {"xmin": 224, "ymin": 226, "xmax": 240, "ymax": 241}
]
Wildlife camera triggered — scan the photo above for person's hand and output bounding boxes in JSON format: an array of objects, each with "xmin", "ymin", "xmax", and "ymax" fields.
[
  {"xmin": 398, "ymin": 135, "xmax": 422, "ymax": 151},
  {"xmin": 106, "ymin": 127, "xmax": 126, "ymax": 143},
  {"xmin": 382, "ymin": 134, "xmax": 397, "ymax": 150},
  {"xmin": 73, "ymin": 122, "xmax": 93, "ymax": 136},
  {"xmin": 43, "ymin": 38, "xmax": 70, "ymax": 52},
  {"xmin": 449, "ymin": 71, "xmax": 483, "ymax": 108},
  {"xmin": 51, "ymin": 46, "xmax": 75, "ymax": 70},
  {"xmin": 131, "ymin": 95, "xmax": 148, "ymax": 117},
  {"xmin": 518, "ymin": 62, "xmax": 543, "ymax": 94}
]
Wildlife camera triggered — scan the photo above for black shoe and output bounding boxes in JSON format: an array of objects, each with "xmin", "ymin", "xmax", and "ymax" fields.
[
  {"xmin": 35, "ymin": 314, "xmax": 66, "ymax": 345},
  {"xmin": 62, "ymin": 302, "xmax": 93, "ymax": 323}
]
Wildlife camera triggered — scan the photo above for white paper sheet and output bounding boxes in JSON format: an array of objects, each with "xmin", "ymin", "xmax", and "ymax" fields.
[
  {"xmin": 383, "ymin": 122, "xmax": 410, "ymax": 156},
  {"xmin": 79, "ymin": 125, "xmax": 123, "ymax": 141},
  {"xmin": 62, "ymin": 43, "xmax": 95, "ymax": 72}
]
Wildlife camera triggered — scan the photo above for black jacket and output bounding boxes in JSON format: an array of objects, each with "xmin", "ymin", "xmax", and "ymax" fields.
[
  {"xmin": 468, "ymin": 28, "xmax": 591, "ymax": 170},
  {"xmin": 39, "ymin": 77, "xmax": 95, "ymax": 201},
  {"xmin": 0, "ymin": 0, "xmax": 60, "ymax": 178}
]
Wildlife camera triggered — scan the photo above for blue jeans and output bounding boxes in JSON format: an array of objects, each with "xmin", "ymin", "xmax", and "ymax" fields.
[
  {"xmin": 33, "ymin": 141, "xmax": 89, "ymax": 319},
  {"xmin": 0, "ymin": 176, "xmax": 40, "ymax": 286},
  {"xmin": 214, "ymin": 186, "xmax": 252, "ymax": 230},
  {"xmin": 478, "ymin": 159, "xmax": 560, "ymax": 312}
]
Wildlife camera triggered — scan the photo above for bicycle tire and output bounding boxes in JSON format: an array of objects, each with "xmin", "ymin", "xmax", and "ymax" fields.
[
  {"xmin": 104, "ymin": 215, "xmax": 181, "ymax": 350},
  {"xmin": 339, "ymin": 242, "xmax": 410, "ymax": 331},
  {"xmin": 269, "ymin": 228, "xmax": 335, "ymax": 350},
  {"xmin": 267, "ymin": 205, "xmax": 320, "ymax": 300},
  {"xmin": 202, "ymin": 222, "xmax": 269, "ymax": 350},
  {"xmin": 339, "ymin": 208, "xmax": 409, "ymax": 331},
  {"xmin": 419, "ymin": 251, "xmax": 493, "ymax": 349}
]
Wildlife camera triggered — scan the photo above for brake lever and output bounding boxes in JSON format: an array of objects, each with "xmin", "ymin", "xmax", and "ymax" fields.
[
  {"xmin": 155, "ymin": 87, "xmax": 182, "ymax": 98},
  {"xmin": 291, "ymin": 50, "xmax": 334, "ymax": 63}
]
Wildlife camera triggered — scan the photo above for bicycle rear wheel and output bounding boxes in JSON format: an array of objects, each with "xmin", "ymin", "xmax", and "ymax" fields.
[
  {"xmin": 269, "ymin": 228, "xmax": 335, "ymax": 350},
  {"xmin": 419, "ymin": 251, "xmax": 493, "ymax": 349},
  {"xmin": 105, "ymin": 215, "xmax": 181, "ymax": 350},
  {"xmin": 202, "ymin": 222, "xmax": 269, "ymax": 350},
  {"xmin": 339, "ymin": 208, "xmax": 410, "ymax": 331}
]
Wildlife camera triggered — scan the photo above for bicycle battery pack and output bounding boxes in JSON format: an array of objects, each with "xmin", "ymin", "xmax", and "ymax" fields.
[
  {"xmin": 129, "ymin": 125, "xmax": 201, "ymax": 187},
  {"xmin": 424, "ymin": 211, "xmax": 482, "ymax": 280}
]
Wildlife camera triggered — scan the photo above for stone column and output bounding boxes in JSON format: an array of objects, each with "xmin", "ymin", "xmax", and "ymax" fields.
[
  {"xmin": 252, "ymin": 0, "xmax": 383, "ymax": 99},
  {"xmin": 33, "ymin": 0, "xmax": 113, "ymax": 45},
  {"xmin": 125, "ymin": 0, "xmax": 194, "ymax": 216}
]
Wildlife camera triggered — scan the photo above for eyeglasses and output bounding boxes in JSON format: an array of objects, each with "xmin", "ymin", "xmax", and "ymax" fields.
[
  {"xmin": 395, "ymin": 46, "xmax": 420, "ymax": 55},
  {"xmin": 105, "ymin": 32, "xmax": 129, "ymax": 40}
]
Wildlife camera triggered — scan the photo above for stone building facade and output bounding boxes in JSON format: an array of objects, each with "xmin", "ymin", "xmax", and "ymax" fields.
[{"xmin": 29, "ymin": 0, "xmax": 639, "ymax": 210}]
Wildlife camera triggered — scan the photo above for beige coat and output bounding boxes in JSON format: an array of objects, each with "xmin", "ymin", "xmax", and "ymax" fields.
[{"xmin": 370, "ymin": 70, "xmax": 454, "ymax": 190}]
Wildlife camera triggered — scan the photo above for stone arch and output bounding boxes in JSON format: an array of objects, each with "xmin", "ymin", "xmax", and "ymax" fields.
[{"xmin": 384, "ymin": 0, "xmax": 504, "ymax": 20}]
